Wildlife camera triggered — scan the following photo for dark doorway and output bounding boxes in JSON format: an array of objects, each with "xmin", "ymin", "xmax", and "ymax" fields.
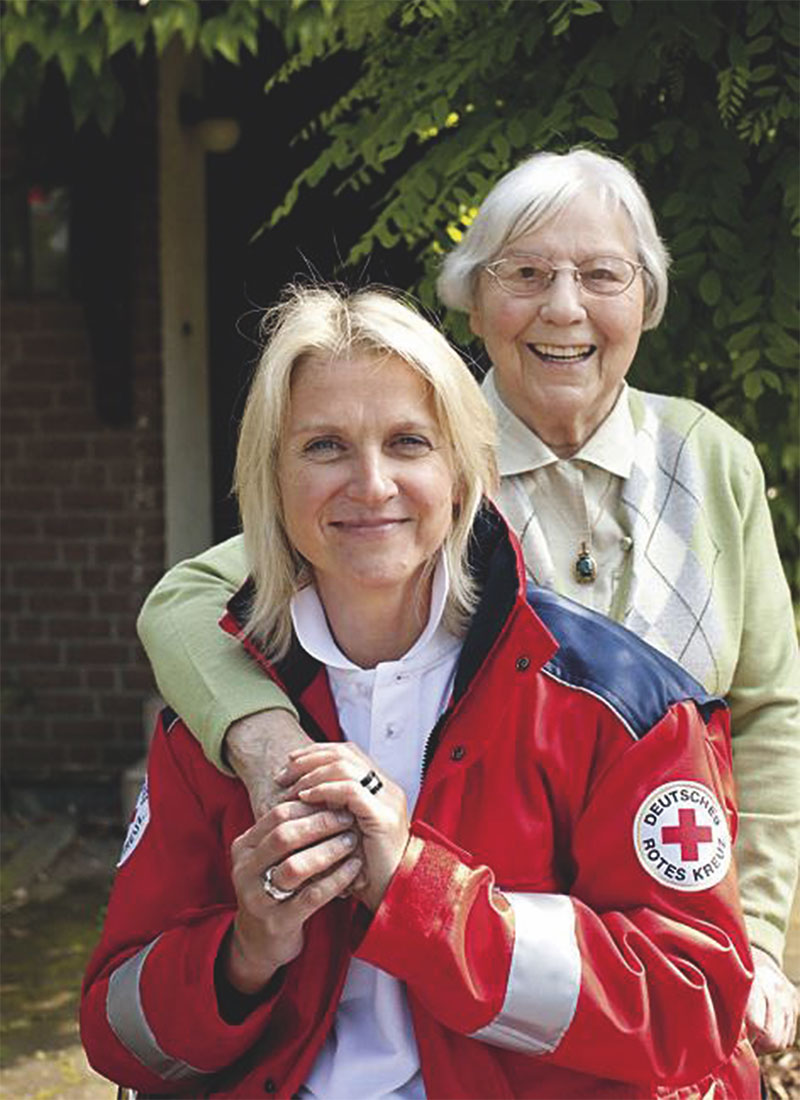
[{"xmin": 204, "ymin": 39, "xmax": 422, "ymax": 539}]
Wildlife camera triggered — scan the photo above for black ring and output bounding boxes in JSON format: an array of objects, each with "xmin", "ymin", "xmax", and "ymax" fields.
[{"xmin": 360, "ymin": 769, "xmax": 383, "ymax": 795}]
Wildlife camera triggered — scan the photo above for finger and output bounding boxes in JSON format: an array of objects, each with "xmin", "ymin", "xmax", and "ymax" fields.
[
  {"xmin": 291, "ymin": 856, "xmax": 363, "ymax": 918},
  {"xmin": 255, "ymin": 810, "xmax": 357, "ymax": 875},
  {"xmin": 757, "ymin": 977, "xmax": 793, "ymax": 1052},
  {"xmin": 760, "ymin": 984, "xmax": 776, "ymax": 1045},
  {"xmin": 745, "ymin": 984, "xmax": 767, "ymax": 1043},
  {"xmin": 276, "ymin": 745, "xmax": 365, "ymax": 786},
  {"xmin": 236, "ymin": 799, "xmax": 320, "ymax": 851},
  {"xmin": 275, "ymin": 748, "xmax": 321, "ymax": 785},
  {"xmin": 297, "ymin": 781, "xmax": 391, "ymax": 835},
  {"xmin": 297, "ymin": 778, "xmax": 381, "ymax": 814},
  {"xmin": 280, "ymin": 761, "xmax": 365, "ymax": 801},
  {"xmin": 288, "ymin": 743, "xmax": 362, "ymax": 762},
  {"xmin": 274, "ymin": 805, "xmax": 355, "ymax": 848},
  {"xmin": 746, "ymin": 1000, "xmax": 781, "ymax": 1055},
  {"xmin": 777, "ymin": 1007, "xmax": 792, "ymax": 1051},
  {"xmin": 777, "ymin": 996, "xmax": 798, "ymax": 1050},
  {"xmin": 338, "ymin": 842, "xmax": 370, "ymax": 897},
  {"xmin": 275, "ymin": 830, "xmax": 360, "ymax": 893},
  {"xmin": 750, "ymin": 1023, "xmax": 779, "ymax": 1055},
  {"xmin": 233, "ymin": 805, "xmax": 354, "ymax": 887}
]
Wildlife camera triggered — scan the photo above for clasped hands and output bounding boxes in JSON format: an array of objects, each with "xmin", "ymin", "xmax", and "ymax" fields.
[
  {"xmin": 223, "ymin": 721, "xmax": 800, "ymax": 1050},
  {"xmin": 225, "ymin": 742, "xmax": 409, "ymax": 995}
]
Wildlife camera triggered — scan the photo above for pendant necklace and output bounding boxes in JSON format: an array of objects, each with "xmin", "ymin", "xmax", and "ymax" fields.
[
  {"xmin": 574, "ymin": 470, "xmax": 615, "ymax": 585},
  {"xmin": 574, "ymin": 542, "xmax": 597, "ymax": 584}
]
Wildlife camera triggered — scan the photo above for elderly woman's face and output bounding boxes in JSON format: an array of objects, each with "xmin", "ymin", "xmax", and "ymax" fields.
[
  {"xmin": 278, "ymin": 353, "xmax": 456, "ymax": 608},
  {"xmin": 470, "ymin": 192, "xmax": 645, "ymax": 456}
]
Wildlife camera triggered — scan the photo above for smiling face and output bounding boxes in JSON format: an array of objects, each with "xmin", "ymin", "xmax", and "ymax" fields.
[
  {"xmin": 469, "ymin": 191, "xmax": 646, "ymax": 456},
  {"xmin": 278, "ymin": 352, "xmax": 457, "ymax": 619}
]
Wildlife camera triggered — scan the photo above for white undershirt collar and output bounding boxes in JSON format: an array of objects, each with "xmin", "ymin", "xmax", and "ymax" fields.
[{"xmin": 290, "ymin": 553, "xmax": 450, "ymax": 672}]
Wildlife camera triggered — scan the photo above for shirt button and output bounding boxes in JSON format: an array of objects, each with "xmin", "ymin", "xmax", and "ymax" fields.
[
  {"xmin": 515, "ymin": 656, "xmax": 530, "ymax": 672},
  {"xmin": 620, "ymin": 536, "xmax": 633, "ymax": 552},
  {"xmin": 450, "ymin": 745, "xmax": 466, "ymax": 761},
  {"xmin": 386, "ymin": 723, "xmax": 397, "ymax": 738}
]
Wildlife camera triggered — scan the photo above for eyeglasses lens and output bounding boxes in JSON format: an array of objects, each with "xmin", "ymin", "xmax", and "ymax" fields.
[{"xmin": 492, "ymin": 256, "xmax": 636, "ymax": 297}]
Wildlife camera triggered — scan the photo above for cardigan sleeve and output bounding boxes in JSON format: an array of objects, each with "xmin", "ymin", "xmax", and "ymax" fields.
[
  {"xmin": 725, "ymin": 443, "xmax": 800, "ymax": 963},
  {"xmin": 136, "ymin": 534, "xmax": 298, "ymax": 773}
]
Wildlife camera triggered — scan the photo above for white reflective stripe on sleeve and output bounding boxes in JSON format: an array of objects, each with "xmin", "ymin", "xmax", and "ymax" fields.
[
  {"xmin": 106, "ymin": 938, "xmax": 210, "ymax": 1082},
  {"xmin": 469, "ymin": 893, "xmax": 580, "ymax": 1055}
]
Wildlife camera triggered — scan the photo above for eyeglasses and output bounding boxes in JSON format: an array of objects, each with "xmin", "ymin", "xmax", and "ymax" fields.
[{"xmin": 483, "ymin": 254, "xmax": 643, "ymax": 297}]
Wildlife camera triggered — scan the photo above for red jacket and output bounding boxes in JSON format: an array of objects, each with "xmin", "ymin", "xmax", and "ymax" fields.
[{"xmin": 81, "ymin": 508, "xmax": 759, "ymax": 1098}]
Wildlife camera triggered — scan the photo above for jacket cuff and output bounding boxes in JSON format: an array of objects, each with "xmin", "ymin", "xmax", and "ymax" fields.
[
  {"xmin": 202, "ymin": 696, "xmax": 300, "ymax": 776},
  {"xmin": 214, "ymin": 926, "xmax": 285, "ymax": 1024},
  {"xmin": 358, "ymin": 823, "xmax": 477, "ymax": 964},
  {"xmin": 355, "ymin": 821, "xmax": 513, "ymax": 1034},
  {"xmin": 136, "ymin": 910, "xmax": 286, "ymax": 1071}
]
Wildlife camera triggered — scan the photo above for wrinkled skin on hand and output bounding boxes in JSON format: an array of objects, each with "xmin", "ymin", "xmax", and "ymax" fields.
[
  {"xmin": 746, "ymin": 946, "xmax": 799, "ymax": 1054},
  {"xmin": 225, "ymin": 709, "xmax": 368, "ymax": 892},
  {"xmin": 226, "ymin": 710, "xmax": 313, "ymax": 817},
  {"xmin": 225, "ymin": 800, "xmax": 362, "ymax": 995}
]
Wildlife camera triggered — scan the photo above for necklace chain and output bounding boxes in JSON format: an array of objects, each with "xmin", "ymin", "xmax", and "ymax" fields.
[
  {"xmin": 515, "ymin": 465, "xmax": 618, "ymax": 587},
  {"xmin": 574, "ymin": 468, "xmax": 615, "ymax": 584}
]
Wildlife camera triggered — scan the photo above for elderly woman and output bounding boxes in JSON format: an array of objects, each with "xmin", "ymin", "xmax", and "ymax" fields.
[
  {"xmin": 82, "ymin": 286, "xmax": 757, "ymax": 1097},
  {"xmin": 137, "ymin": 150, "xmax": 800, "ymax": 1052}
]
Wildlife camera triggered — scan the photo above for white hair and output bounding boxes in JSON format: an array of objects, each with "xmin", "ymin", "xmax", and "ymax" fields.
[
  {"xmin": 235, "ymin": 284, "xmax": 498, "ymax": 659},
  {"xmin": 437, "ymin": 148, "xmax": 671, "ymax": 330}
]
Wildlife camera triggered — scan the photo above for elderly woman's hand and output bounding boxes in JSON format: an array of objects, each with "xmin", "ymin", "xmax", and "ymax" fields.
[
  {"xmin": 225, "ymin": 801, "xmax": 362, "ymax": 995},
  {"xmin": 225, "ymin": 709, "xmax": 316, "ymax": 817},
  {"xmin": 277, "ymin": 744, "xmax": 410, "ymax": 913},
  {"xmin": 746, "ymin": 946, "xmax": 800, "ymax": 1053}
]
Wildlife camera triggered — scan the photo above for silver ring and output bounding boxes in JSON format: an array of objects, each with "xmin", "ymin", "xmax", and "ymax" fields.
[
  {"xmin": 262, "ymin": 865, "xmax": 295, "ymax": 903},
  {"xmin": 359, "ymin": 769, "xmax": 383, "ymax": 796}
]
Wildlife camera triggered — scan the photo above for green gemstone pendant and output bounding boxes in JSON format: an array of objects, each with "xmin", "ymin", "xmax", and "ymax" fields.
[{"xmin": 575, "ymin": 543, "xmax": 597, "ymax": 584}]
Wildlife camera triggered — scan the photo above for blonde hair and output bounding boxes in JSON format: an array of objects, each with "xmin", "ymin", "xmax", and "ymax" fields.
[
  {"xmin": 234, "ymin": 284, "xmax": 498, "ymax": 659},
  {"xmin": 438, "ymin": 147, "xmax": 671, "ymax": 330}
]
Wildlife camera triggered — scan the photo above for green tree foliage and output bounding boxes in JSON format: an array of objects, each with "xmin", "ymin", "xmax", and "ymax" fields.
[
  {"xmin": 2, "ymin": 0, "xmax": 797, "ymax": 583},
  {"xmin": 259, "ymin": 0, "xmax": 799, "ymax": 586},
  {"xmin": 0, "ymin": 0, "xmax": 333, "ymax": 130}
]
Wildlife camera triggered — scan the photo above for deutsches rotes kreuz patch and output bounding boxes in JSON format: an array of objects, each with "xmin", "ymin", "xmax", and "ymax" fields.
[
  {"xmin": 633, "ymin": 781, "xmax": 731, "ymax": 892},
  {"xmin": 117, "ymin": 778, "xmax": 150, "ymax": 868}
]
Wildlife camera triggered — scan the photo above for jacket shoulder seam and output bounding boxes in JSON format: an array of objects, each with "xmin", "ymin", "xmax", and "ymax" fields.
[{"xmin": 528, "ymin": 586, "xmax": 723, "ymax": 737}]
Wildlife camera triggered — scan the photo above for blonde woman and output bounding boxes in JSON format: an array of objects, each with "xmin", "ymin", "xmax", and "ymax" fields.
[{"xmin": 83, "ymin": 287, "xmax": 756, "ymax": 1097}]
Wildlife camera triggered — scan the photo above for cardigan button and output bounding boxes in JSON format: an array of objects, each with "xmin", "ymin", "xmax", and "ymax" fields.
[
  {"xmin": 450, "ymin": 745, "xmax": 466, "ymax": 761},
  {"xmin": 263, "ymin": 1079, "xmax": 276, "ymax": 1093},
  {"xmin": 515, "ymin": 655, "xmax": 530, "ymax": 671}
]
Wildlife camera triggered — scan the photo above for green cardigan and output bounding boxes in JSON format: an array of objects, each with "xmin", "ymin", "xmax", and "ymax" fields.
[{"xmin": 137, "ymin": 389, "xmax": 800, "ymax": 963}]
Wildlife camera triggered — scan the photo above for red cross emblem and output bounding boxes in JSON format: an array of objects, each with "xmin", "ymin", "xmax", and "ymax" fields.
[
  {"xmin": 634, "ymin": 782, "xmax": 731, "ymax": 892},
  {"xmin": 660, "ymin": 808, "xmax": 713, "ymax": 861}
]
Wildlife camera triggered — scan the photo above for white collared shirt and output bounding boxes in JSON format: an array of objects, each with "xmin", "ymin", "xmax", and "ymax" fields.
[
  {"xmin": 292, "ymin": 556, "xmax": 461, "ymax": 1100},
  {"xmin": 486, "ymin": 370, "xmax": 635, "ymax": 613}
]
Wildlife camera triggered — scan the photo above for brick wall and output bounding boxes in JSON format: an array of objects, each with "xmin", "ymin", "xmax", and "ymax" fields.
[{"xmin": 1, "ymin": 87, "xmax": 165, "ymax": 793}]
